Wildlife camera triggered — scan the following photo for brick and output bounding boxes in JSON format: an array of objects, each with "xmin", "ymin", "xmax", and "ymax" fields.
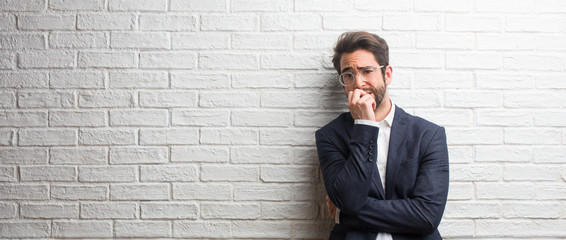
[
  {"xmin": 536, "ymin": 111, "xmax": 566, "ymax": 127},
  {"xmin": 446, "ymin": 14, "xmax": 503, "ymax": 32},
  {"xmin": 0, "ymin": 52, "xmax": 15, "ymax": 69},
  {"xmin": 139, "ymin": 90, "xmax": 197, "ymax": 107},
  {"xmin": 17, "ymin": 14, "xmax": 75, "ymax": 30},
  {"xmin": 141, "ymin": 202, "xmax": 198, "ymax": 219},
  {"xmin": 445, "ymin": 202, "xmax": 501, "ymax": 219},
  {"xmin": 476, "ymin": 146, "xmax": 532, "ymax": 162},
  {"xmin": 171, "ymin": 0, "xmax": 227, "ymax": 11},
  {"xmin": 389, "ymin": 91, "xmax": 442, "ymax": 108},
  {"xmin": 446, "ymin": 52, "xmax": 502, "ymax": 70},
  {"xmin": 506, "ymin": 15, "xmax": 563, "ymax": 32},
  {"xmin": 172, "ymin": 109, "xmax": 230, "ymax": 127},
  {"xmin": 79, "ymin": 128, "xmax": 137, "ymax": 145},
  {"xmin": 260, "ymin": 53, "xmax": 321, "ymax": 69},
  {"xmin": 200, "ymin": 53, "xmax": 258, "ymax": 70},
  {"xmin": 448, "ymin": 146, "xmax": 473, "ymax": 164},
  {"xmin": 261, "ymin": 91, "xmax": 320, "ymax": 108},
  {"xmin": 0, "ymin": 111, "xmax": 46, "ymax": 127},
  {"xmin": 0, "ymin": 202, "xmax": 16, "ymax": 218},
  {"xmin": 0, "ymin": 15, "xmax": 15, "ymax": 30},
  {"xmin": 51, "ymin": 147, "xmax": 106, "ymax": 166},
  {"xmin": 49, "ymin": 0, "xmax": 105, "ymax": 10},
  {"xmin": 201, "ymin": 165, "xmax": 258, "ymax": 182},
  {"xmin": 20, "ymin": 203, "xmax": 78, "ymax": 219},
  {"xmin": 201, "ymin": 15, "xmax": 258, "ymax": 31},
  {"xmin": 413, "ymin": 109, "xmax": 473, "ymax": 127},
  {"xmin": 232, "ymin": 110, "xmax": 292, "ymax": 127},
  {"xmin": 174, "ymin": 221, "xmax": 231, "ymax": 238},
  {"xmin": 78, "ymin": 13, "xmax": 136, "ymax": 30},
  {"xmin": 476, "ymin": 72, "xmax": 534, "ymax": 89},
  {"xmin": 536, "ymin": 34, "xmax": 566, "ymax": 51},
  {"xmin": 171, "ymin": 33, "xmax": 229, "ymax": 49},
  {"xmin": 18, "ymin": 129, "xmax": 76, "ymax": 146},
  {"xmin": 78, "ymin": 51, "xmax": 137, "ymax": 68},
  {"xmin": 111, "ymin": 184, "xmax": 169, "ymax": 201},
  {"xmin": 294, "ymin": 221, "xmax": 335, "ymax": 239},
  {"xmin": 293, "ymin": 147, "xmax": 320, "ymax": 165},
  {"xmin": 505, "ymin": 128, "xmax": 561, "ymax": 145},
  {"xmin": 115, "ymin": 220, "xmax": 171, "ymax": 237},
  {"xmin": 81, "ymin": 202, "xmax": 137, "ymax": 219},
  {"xmin": 476, "ymin": 183, "xmax": 534, "ymax": 200},
  {"xmin": 261, "ymin": 14, "xmax": 321, "ymax": 31},
  {"xmin": 391, "ymin": 51, "xmax": 443, "ymax": 69},
  {"xmin": 0, "ymin": 221, "xmax": 49, "ymax": 238},
  {"xmin": 0, "ymin": 72, "xmax": 48, "ymax": 88},
  {"xmin": 0, "ymin": 90, "xmax": 15, "ymax": 108},
  {"xmin": 292, "ymin": 71, "xmax": 337, "ymax": 89},
  {"xmin": 20, "ymin": 166, "xmax": 76, "ymax": 182},
  {"xmin": 320, "ymin": 90, "xmax": 347, "ymax": 110},
  {"xmin": 536, "ymin": 183, "xmax": 566, "ymax": 200},
  {"xmin": 235, "ymin": 185, "xmax": 293, "ymax": 201},
  {"xmin": 536, "ymin": 73, "xmax": 566, "ymax": 89},
  {"xmin": 231, "ymin": 146, "xmax": 292, "ymax": 164},
  {"xmin": 50, "ymin": 71, "xmax": 105, "ymax": 89},
  {"xmin": 261, "ymin": 165, "xmax": 317, "ymax": 183},
  {"xmin": 110, "ymin": 70, "xmax": 168, "ymax": 89},
  {"xmin": 504, "ymin": 53, "xmax": 564, "ymax": 71},
  {"xmin": 0, "ymin": 184, "xmax": 48, "ymax": 200},
  {"xmin": 200, "ymin": 91, "xmax": 260, "ymax": 107},
  {"xmin": 293, "ymin": 183, "xmax": 326, "ymax": 201},
  {"xmin": 0, "ymin": 33, "xmax": 45, "ymax": 50},
  {"xmin": 0, "ymin": 0, "xmax": 45, "ymax": 11},
  {"xmin": 51, "ymin": 184, "xmax": 107, "ymax": 200},
  {"xmin": 110, "ymin": 147, "xmax": 168, "ymax": 164},
  {"xmin": 296, "ymin": 0, "xmax": 349, "ymax": 11},
  {"xmin": 232, "ymin": 220, "xmax": 292, "ymax": 238},
  {"xmin": 354, "ymin": 0, "xmax": 411, "ymax": 11},
  {"xmin": 19, "ymin": 51, "xmax": 75, "ymax": 69},
  {"xmin": 140, "ymin": 165, "xmax": 198, "ymax": 182},
  {"xmin": 233, "ymin": 33, "xmax": 291, "ymax": 49},
  {"xmin": 415, "ymin": 0, "xmax": 473, "ymax": 11},
  {"xmin": 323, "ymin": 15, "xmax": 382, "ymax": 30},
  {"xmin": 140, "ymin": 51, "xmax": 196, "ymax": 69},
  {"xmin": 294, "ymin": 111, "xmax": 343, "ymax": 128},
  {"xmin": 476, "ymin": 0, "xmax": 533, "ymax": 13},
  {"xmin": 49, "ymin": 110, "xmax": 105, "ymax": 127},
  {"xmin": 140, "ymin": 128, "xmax": 199, "ymax": 145},
  {"xmin": 173, "ymin": 183, "xmax": 232, "ymax": 200},
  {"xmin": 444, "ymin": 90, "xmax": 502, "ymax": 108},
  {"xmin": 534, "ymin": 147, "xmax": 566, "ymax": 163},
  {"xmin": 505, "ymin": 92, "xmax": 565, "ymax": 108},
  {"xmin": 384, "ymin": 13, "xmax": 441, "ymax": 31},
  {"xmin": 446, "ymin": 128, "xmax": 503, "ymax": 145},
  {"xmin": 53, "ymin": 220, "xmax": 112, "ymax": 238},
  {"xmin": 447, "ymin": 182, "xmax": 473, "ymax": 200},
  {"xmin": 476, "ymin": 110, "xmax": 533, "ymax": 127},
  {"xmin": 504, "ymin": 164, "xmax": 561, "ymax": 181},
  {"xmin": 110, "ymin": 32, "xmax": 169, "ymax": 49},
  {"xmin": 232, "ymin": 0, "xmax": 290, "ymax": 12},
  {"xmin": 171, "ymin": 72, "xmax": 229, "ymax": 89},
  {"xmin": 140, "ymin": 14, "xmax": 197, "ymax": 31},
  {"xmin": 416, "ymin": 33, "xmax": 475, "ymax": 49},
  {"xmin": 450, "ymin": 164, "xmax": 501, "ymax": 182},
  {"xmin": 109, "ymin": 0, "xmax": 167, "ymax": 11},
  {"xmin": 18, "ymin": 91, "xmax": 74, "ymax": 108},
  {"xmin": 0, "ymin": 148, "xmax": 48, "ymax": 165},
  {"xmin": 201, "ymin": 128, "xmax": 258, "ymax": 145},
  {"xmin": 261, "ymin": 202, "xmax": 319, "ymax": 219},
  {"xmin": 201, "ymin": 202, "xmax": 259, "ymax": 219},
  {"xmin": 171, "ymin": 146, "xmax": 229, "ymax": 163},
  {"xmin": 110, "ymin": 109, "xmax": 168, "ymax": 126},
  {"xmin": 293, "ymin": 33, "xmax": 339, "ymax": 50},
  {"xmin": 439, "ymin": 220, "xmax": 474, "ymax": 238},
  {"xmin": 79, "ymin": 166, "xmax": 137, "ymax": 182},
  {"xmin": 477, "ymin": 33, "xmax": 535, "ymax": 50},
  {"xmin": 477, "ymin": 220, "xmax": 566, "ymax": 237},
  {"xmin": 0, "ymin": 166, "xmax": 16, "ymax": 181}
]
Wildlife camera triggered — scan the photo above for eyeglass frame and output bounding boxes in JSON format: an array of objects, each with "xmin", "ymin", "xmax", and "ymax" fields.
[{"xmin": 337, "ymin": 65, "xmax": 385, "ymax": 87}]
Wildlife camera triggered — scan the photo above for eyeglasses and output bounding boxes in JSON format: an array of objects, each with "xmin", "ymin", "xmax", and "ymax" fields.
[{"xmin": 338, "ymin": 65, "xmax": 384, "ymax": 86}]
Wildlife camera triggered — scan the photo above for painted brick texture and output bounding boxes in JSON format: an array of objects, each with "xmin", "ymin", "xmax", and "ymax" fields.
[{"xmin": 0, "ymin": 0, "xmax": 565, "ymax": 239}]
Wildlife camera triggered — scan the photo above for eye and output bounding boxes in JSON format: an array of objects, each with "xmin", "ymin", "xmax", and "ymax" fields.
[
  {"xmin": 344, "ymin": 73, "xmax": 355, "ymax": 79},
  {"xmin": 364, "ymin": 69, "xmax": 375, "ymax": 74}
]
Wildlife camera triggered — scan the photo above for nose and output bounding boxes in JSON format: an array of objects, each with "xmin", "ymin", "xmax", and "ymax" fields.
[{"xmin": 353, "ymin": 72, "xmax": 365, "ymax": 89}]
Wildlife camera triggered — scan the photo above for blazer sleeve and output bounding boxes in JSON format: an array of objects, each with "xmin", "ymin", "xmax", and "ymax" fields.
[
  {"xmin": 316, "ymin": 123, "xmax": 380, "ymax": 214},
  {"xmin": 340, "ymin": 126, "xmax": 449, "ymax": 235}
]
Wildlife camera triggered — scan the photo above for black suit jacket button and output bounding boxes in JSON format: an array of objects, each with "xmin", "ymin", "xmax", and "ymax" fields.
[
  {"xmin": 369, "ymin": 138, "xmax": 375, "ymax": 144},
  {"xmin": 368, "ymin": 150, "xmax": 374, "ymax": 156},
  {"xmin": 369, "ymin": 145, "xmax": 375, "ymax": 150}
]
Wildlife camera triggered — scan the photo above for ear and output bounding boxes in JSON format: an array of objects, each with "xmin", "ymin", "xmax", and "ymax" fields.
[{"xmin": 384, "ymin": 65, "xmax": 393, "ymax": 86}]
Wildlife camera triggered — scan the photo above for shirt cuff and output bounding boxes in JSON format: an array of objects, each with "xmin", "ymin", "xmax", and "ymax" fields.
[
  {"xmin": 335, "ymin": 208, "xmax": 340, "ymax": 224},
  {"xmin": 354, "ymin": 119, "xmax": 380, "ymax": 128}
]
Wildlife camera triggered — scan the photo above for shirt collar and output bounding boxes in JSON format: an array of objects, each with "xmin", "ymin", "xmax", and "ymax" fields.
[{"xmin": 378, "ymin": 99, "xmax": 395, "ymax": 128}]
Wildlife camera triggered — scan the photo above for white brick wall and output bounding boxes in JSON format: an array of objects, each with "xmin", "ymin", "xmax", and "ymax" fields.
[{"xmin": 0, "ymin": 0, "xmax": 565, "ymax": 239}]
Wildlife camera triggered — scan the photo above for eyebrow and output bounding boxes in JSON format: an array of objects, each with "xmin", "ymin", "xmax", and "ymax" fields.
[{"xmin": 341, "ymin": 66, "xmax": 373, "ymax": 73}]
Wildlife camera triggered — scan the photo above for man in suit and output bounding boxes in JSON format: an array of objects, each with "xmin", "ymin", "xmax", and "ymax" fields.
[{"xmin": 316, "ymin": 31, "xmax": 449, "ymax": 240}]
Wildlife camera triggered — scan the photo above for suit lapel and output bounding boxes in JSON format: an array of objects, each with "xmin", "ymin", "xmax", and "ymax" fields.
[{"xmin": 385, "ymin": 106, "xmax": 408, "ymax": 199}]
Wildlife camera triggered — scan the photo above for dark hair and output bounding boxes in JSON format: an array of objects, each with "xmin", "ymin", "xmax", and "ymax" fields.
[{"xmin": 332, "ymin": 31, "xmax": 389, "ymax": 74}]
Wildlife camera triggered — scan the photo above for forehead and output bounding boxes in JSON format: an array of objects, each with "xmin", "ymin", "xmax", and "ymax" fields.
[{"xmin": 340, "ymin": 49, "xmax": 378, "ymax": 71}]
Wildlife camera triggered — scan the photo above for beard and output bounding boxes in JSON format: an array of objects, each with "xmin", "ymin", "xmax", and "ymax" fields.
[{"xmin": 362, "ymin": 83, "xmax": 386, "ymax": 110}]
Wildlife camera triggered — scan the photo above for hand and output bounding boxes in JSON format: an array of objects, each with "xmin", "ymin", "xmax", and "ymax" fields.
[
  {"xmin": 347, "ymin": 89, "xmax": 376, "ymax": 121},
  {"xmin": 326, "ymin": 195, "xmax": 337, "ymax": 219}
]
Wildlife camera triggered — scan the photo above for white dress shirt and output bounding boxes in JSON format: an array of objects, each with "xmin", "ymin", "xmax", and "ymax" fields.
[{"xmin": 336, "ymin": 100, "xmax": 395, "ymax": 240}]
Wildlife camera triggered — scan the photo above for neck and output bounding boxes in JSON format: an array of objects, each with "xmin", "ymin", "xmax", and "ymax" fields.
[{"xmin": 374, "ymin": 97, "xmax": 392, "ymax": 122}]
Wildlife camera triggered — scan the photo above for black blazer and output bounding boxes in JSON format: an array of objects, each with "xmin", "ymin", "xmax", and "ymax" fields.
[{"xmin": 315, "ymin": 106, "xmax": 449, "ymax": 240}]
